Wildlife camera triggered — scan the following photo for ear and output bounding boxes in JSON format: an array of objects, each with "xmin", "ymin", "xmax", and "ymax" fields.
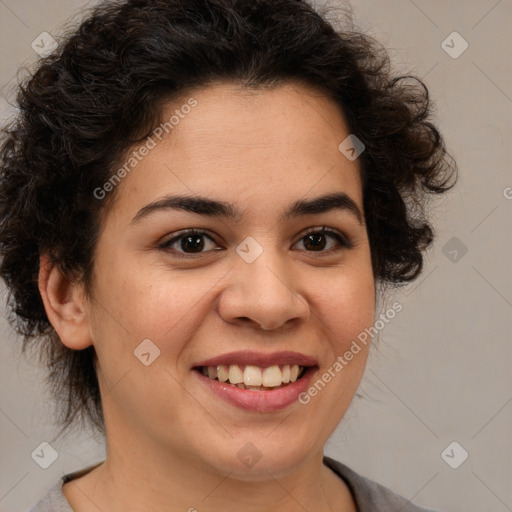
[{"xmin": 38, "ymin": 254, "xmax": 93, "ymax": 350}]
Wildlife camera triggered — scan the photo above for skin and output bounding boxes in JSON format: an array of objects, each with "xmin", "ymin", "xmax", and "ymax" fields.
[{"xmin": 39, "ymin": 82, "xmax": 376, "ymax": 512}]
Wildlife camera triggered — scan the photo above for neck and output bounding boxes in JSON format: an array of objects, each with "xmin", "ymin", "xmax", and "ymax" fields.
[{"xmin": 63, "ymin": 432, "xmax": 355, "ymax": 512}]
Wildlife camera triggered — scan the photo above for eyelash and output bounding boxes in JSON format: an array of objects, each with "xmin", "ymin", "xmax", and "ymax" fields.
[{"xmin": 158, "ymin": 226, "xmax": 353, "ymax": 259}]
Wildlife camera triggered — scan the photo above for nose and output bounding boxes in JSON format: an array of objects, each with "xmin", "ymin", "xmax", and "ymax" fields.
[{"xmin": 217, "ymin": 246, "xmax": 310, "ymax": 331}]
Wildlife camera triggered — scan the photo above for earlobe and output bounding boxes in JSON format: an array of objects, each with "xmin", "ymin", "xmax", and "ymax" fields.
[{"xmin": 38, "ymin": 254, "xmax": 93, "ymax": 350}]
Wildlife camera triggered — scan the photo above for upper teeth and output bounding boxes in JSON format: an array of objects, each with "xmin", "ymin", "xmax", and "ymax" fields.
[{"xmin": 202, "ymin": 364, "xmax": 303, "ymax": 388}]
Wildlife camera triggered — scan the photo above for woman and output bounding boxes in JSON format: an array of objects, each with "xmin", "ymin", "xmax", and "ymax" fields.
[{"xmin": 0, "ymin": 0, "xmax": 457, "ymax": 510}]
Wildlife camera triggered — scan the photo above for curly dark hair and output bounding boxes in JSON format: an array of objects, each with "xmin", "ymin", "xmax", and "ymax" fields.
[{"xmin": 0, "ymin": 0, "xmax": 457, "ymax": 437}]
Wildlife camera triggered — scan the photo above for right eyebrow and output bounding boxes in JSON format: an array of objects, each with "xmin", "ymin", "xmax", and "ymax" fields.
[{"xmin": 130, "ymin": 195, "xmax": 242, "ymax": 225}]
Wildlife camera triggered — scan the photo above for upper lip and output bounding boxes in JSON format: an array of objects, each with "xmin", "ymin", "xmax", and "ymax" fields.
[{"xmin": 193, "ymin": 350, "xmax": 318, "ymax": 368}]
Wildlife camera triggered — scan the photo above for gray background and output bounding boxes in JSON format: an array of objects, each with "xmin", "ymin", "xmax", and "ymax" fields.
[{"xmin": 0, "ymin": 0, "xmax": 511, "ymax": 511}]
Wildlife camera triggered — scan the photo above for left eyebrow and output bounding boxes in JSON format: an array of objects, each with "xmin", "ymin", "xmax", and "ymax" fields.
[
  {"xmin": 130, "ymin": 192, "xmax": 364, "ymax": 225},
  {"xmin": 282, "ymin": 192, "xmax": 363, "ymax": 224}
]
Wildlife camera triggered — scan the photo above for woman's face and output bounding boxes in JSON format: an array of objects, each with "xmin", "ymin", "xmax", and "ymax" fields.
[{"xmin": 85, "ymin": 82, "xmax": 375, "ymax": 478}]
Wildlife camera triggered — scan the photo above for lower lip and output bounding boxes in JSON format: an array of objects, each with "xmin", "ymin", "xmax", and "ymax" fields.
[{"xmin": 194, "ymin": 367, "xmax": 317, "ymax": 412}]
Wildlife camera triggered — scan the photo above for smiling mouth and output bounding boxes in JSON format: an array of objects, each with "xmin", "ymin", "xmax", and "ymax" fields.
[{"xmin": 195, "ymin": 364, "xmax": 308, "ymax": 391}]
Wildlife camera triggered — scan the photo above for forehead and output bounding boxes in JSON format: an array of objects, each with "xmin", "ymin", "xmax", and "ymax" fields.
[
  {"xmin": 160, "ymin": 81, "xmax": 352, "ymax": 164},
  {"xmin": 108, "ymin": 81, "xmax": 363, "ymax": 223}
]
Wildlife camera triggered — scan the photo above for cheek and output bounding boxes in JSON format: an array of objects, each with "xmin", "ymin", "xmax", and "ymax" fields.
[
  {"xmin": 89, "ymin": 257, "xmax": 220, "ymax": 362},
  {"xmin": 301, "ymin": 269, "xmax": 375, "ymax": 410},
  {"xmin": 88, "ymin": 266, "xmax": 211, "ymax": 416},
  {"xmin": 316, "ymin": 264, "xmax": 376, "ymax": 348}
]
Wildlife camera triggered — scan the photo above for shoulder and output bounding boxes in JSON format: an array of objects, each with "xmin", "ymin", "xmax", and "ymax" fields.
[
  {"xmin": 26, "ymin": 478, "xmax": 72, "ymax": 512},
  {"xmin": 27, "ymin": 462, "xmax": 103, "ymax": 512},
  {"xmin": 323, "ymin": 456, "xmax": 443, "ymax": 512}
]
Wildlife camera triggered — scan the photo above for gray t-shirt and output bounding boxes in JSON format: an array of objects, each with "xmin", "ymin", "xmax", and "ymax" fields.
[{"xmin": 27, "ymin": 456, "xmax": 442, "ymax": 512}]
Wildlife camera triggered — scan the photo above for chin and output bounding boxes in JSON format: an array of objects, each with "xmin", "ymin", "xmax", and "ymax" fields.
[{"xmin": 196, "ymin": 431, "xmax": 320, "ymax": 481}]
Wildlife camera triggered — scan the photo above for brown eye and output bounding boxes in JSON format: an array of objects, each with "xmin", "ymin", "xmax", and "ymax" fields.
[
  {"xmin": 295, "ymin": 228, "xmax": 353, "ymax": 253},
  {"xmin": 159, "ymin": 229, "xmax": 219, "ymax": 257},
  {"xmin": 178, "ymin": 234, "xmax": 206, "ymax": 253},
  {"xmin": 302, "ymin": 232, "xmax": 328, "ymax": 251}
]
